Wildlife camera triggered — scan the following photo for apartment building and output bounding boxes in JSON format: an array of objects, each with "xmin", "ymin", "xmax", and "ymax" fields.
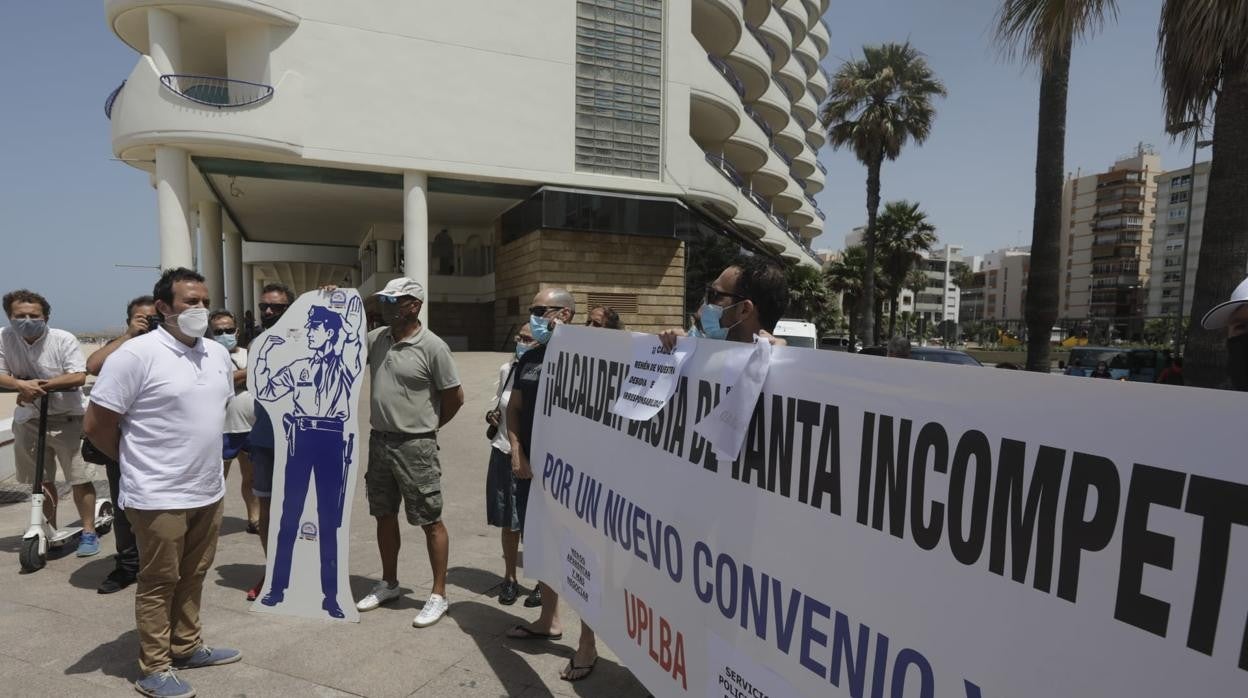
[
  {"xmin": 103, "ymin": 0, "xmax": 828, "ymax": 348},
  {"xmin": 1147, "ymin": 161, "xmax": 1210, "ymax": 317},
  {"xmin": 1060, "ymin": 146, "xmax": 1161, "ymax": 329}
]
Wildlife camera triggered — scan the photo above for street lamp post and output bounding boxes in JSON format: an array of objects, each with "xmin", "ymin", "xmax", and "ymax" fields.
[{"xmin": 1167, "ymin": 120, "xmax": 1213, "ymax": 356}]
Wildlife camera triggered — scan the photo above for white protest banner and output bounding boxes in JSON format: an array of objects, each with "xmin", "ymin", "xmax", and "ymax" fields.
[
  {"xmin": 611, "ymin": 333, "xmax": 694, "ymax": 421},
  {"xmin": 523, "ymin": 325, "xmax": 1248, "ymax": 698},
  {"xmin": 693, "ymin": 336, "xmax": 772, "ymax": 462},
  {"xmin": 248, "ymin": 289, "xmax": 366, "ymax": 622}
]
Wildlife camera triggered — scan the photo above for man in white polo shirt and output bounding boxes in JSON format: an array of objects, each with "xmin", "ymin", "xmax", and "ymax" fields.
[
  {"xmin": 0, "ymin": 288, "xmax": 98, "ymax": 557},
  {"xmin": 85, "ymin": 268, "xmax": 241, "ymax": 698}
]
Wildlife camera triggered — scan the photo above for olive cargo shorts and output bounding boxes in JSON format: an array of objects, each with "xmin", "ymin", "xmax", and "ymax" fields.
[{"xmin": 366, "ymin": 431, "xmax": 442, "ymax": 526}]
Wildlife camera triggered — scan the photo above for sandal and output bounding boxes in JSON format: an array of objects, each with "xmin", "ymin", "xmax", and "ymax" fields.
[
  {"xmin": 506, "ymin": 624, "xmax": 563, "ymax": 641},
  {"xmin": 560, "ymin": 656, "xmax": 598, "ymax": 682}
]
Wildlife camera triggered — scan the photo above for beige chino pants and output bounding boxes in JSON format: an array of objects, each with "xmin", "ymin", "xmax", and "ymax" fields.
[{"xmin": 126, "ymin": 498, "xmax": 224, "ymax": 675}]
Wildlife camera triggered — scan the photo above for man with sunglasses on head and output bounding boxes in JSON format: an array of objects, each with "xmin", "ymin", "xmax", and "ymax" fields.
[
  {"xmin": 243, "ymin": 282, "xmax": 295, "ymax": 601},
  {"xmin": 355, "ymin": 278, "xmax": 464, "ymax": 629},
  {"xmin": 660, "ymin": 255, "xmax": 789, "ymax": 350}
]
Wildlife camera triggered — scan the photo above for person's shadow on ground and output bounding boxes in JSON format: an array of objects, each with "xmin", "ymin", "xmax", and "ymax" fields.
[{"xmin": 65, "ymin": 628, "xmax": 139, "ymax": 682}]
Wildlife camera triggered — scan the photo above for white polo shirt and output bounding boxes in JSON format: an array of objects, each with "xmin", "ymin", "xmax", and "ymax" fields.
[
  {"xmin": 90, "ymin": 327, "xmax": 233, "ymax": 510},
  {"xmin": 0, "ymin": 326, "xmax": 87, "ymax": 424}
]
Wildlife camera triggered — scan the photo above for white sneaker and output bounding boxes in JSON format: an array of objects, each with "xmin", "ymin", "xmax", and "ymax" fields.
[
  {"xmin": 412, "ymin": 594, "xmax": 449, "ymax": 627},
  {"xmin": 356, "ymin": 581, "xmax": 401, "ymax": 611}
]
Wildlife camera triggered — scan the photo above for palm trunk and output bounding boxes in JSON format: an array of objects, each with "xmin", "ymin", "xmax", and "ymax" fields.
[
  {"xmin": 887, "ymin": 284, "xmax": 899, "ymax": 338},
  {"xmin": 1023, "ymin": 38, "xmax": 1070, "ymax": 373},
  {"xmin": 860, "ymin": 155, "xmax": 882, "ymax": 345},
  {"xmin": 1184, "ymin": 69, "xmax": 1248, "ymax": 387}
]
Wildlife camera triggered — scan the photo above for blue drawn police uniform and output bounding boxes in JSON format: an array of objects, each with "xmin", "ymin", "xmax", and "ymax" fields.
[{"xmin": 255, "ymin": 300, "xmax": 362, "ymax": 617}]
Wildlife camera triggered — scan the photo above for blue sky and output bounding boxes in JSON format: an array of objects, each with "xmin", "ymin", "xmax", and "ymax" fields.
[{"xmin": 0, "ymin": 2, "xmax": 1190, "ymax": 332}]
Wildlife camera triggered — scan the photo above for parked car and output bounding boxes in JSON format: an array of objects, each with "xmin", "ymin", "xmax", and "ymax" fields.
[
  {"xmin": 1063, "ymin": 347, "xmax": 1172, "ymax": 382},
  {"xmin": 819, "ymin": 335, "xmax": 857, "ymax": 352},
  {"xmin": 859, "ymin": 345, "xmax": 984, "ymax": 366},
  {"xmin": 772, "ymin": 319, "xmax": 818, "ymax": 349}
]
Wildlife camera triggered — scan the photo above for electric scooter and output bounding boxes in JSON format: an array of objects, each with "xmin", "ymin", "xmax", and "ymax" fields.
[{"xmin": 10, "ymin": 388, "xmax": 114, "ymax": 572}]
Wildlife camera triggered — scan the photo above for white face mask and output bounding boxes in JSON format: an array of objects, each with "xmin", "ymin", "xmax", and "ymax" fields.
[{"xmin": 170, "ymin": 307, "xmax": 210, "ymax": 337}]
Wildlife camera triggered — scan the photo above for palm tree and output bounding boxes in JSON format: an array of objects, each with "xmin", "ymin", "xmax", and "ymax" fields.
[
  {"xmin": 994, "ymin": 0, "xmax": 1118, "ymax": 372},
  {"xmin": 785, "ymin": 263, "xmax": 831, "ymax": 328},
  {"xmin": 903, "ymin": 268, "xmax": 929, "ymax": 337},
  {"xmin": 824, "ymin": 245, "xmax": 873, "ymax": 348},
  {"xmin": 876, "ymin": 200, "xmax": 938, "ymax": 338},
  {"xmin": 821, "ymin": 43, "xmax": 946, "ymax": 346},
  {"xmin": 1159, "ymin": 1, "xmax": 1248, "ymax": 387}
]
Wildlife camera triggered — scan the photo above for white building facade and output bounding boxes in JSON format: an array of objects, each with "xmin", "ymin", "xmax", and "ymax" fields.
[
  {"xmin": 104, "ymin": 0, "xmax": 828, "ymax": 347},
  {"xmin": 1147, "ymin": 161, "xmax": 1209, "ymax": 318}
]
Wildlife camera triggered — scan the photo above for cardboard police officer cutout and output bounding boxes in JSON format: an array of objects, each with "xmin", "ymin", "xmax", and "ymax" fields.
[{"xmin": 248, "ymin": 288, "xmax": 365, "ymax": 621}]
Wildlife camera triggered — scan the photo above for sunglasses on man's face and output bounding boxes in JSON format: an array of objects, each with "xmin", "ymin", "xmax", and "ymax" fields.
[
  {"xmin": 529, "ymin": 306, "xmax": 564, "ymax": 318},
  {"xmin": 259, "ymin": 302, "xmax": 289, "ymax": 314},
  {"xmin": 379, "ymin": 295, "xmax": 418, "ymax": 306},
  {"xmin": 705, "ymin": 285, "xmax": 746, "ymax": 305},
  {"xmin": 211, "ymin": 327, "xmax": 237, "ymax": 336}
]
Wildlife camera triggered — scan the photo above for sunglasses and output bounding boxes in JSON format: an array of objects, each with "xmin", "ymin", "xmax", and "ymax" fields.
[
  {"xmin": 379, "ymin": 295, "xmax": 418, "ymax": 305},
  {"xmin": 705, "ymin": 285, "xmax": 746, "ymax": 305},
  {"xmin": 211, "ymin": 327, "xmax": 237, "ymax": 336},
  {"xmin": 258, "ymin": 302, "xmax": 289, "ymax": 314},
  {"xmin": 529, "ymin": 305, "xmax": 565, "ymax": 317}
]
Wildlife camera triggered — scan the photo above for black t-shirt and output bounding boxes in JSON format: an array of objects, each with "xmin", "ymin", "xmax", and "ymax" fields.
[{"xmin": 513, "ymin": 344, "xmax": 547, "ymax": 459}]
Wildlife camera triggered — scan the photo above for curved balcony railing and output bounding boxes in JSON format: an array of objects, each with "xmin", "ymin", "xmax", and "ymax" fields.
[
  {"xmin": 773, "ymin": 77, "xmax": 795, "ymax": 102},
  {"xmin": 815, "ymin": 158, "xmax": 827, "ymax": 175},
  {"xmin": 104, "ymin": 80, "xmax": 125, "ymax": 119},
  {"xmin": 705, "ymin": 152, "xmax": 746, "ymax": 189},
  {"xmin": 743, "ymin": 186, "xmax": 772, "ymax": 215},
  {"xmin": 708, "ymin": 55, "xmax": 746, "ymax": 100},
  {"xmin": 771, "ymin": 143, "xmax": 793, "ymax": 166},
  {"xmin": 745, "ymin": 24, "xmax": 776, "ymax": 61},
  {"xmin": 159, "ymin": 74, "xmax": 274, "ymax": 108},
  {"xmin": 743, "ymin": 104, "xmax": 774, "ymax": 140}
]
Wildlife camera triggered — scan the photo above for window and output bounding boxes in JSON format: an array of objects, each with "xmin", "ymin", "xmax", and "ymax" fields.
[
  {"xmin": 1170, "ymin": 190, "xmax": 1190, "ymax": 204},
  {"xmin": 1168, "ymin": 207, "xmax": 1188, "ymax": 220},
  {"xmin": 1170, "ymin": 174, "xmax": 1191, "ymax": 188},
  {"xmin": 574, "ymin": 0, "xmax": 663, "ymax": 179}
]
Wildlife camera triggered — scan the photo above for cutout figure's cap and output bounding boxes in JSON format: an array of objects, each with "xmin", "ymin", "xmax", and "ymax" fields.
[{"xmin": 375, "ymin": 277, "xmax": 425, "ymax": 302}]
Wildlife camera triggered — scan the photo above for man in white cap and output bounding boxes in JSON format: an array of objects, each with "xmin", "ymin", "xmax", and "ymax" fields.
[
  {"xmin": 1200, "ymin": 275, "xmax": 1248, "ymax": 391},
  {"xmin": 355, "ymin": 278, "xmax": 464, "ymax": 628}
]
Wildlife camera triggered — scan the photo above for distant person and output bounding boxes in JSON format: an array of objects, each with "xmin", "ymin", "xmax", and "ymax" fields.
[
  {"xmin": 85, "ymin": 294, "xmax": 157, "ymax": 593},
  {"xmin": 586, "ymin": 305, "xmax": 623, "ymax": 330},
  {"xmin": 356, "ymin": 278, "xmax": 464, "ymax": 629},
  {"xmin": 0, "ymin": 289, "xmax": 98, "ymax": 557},
  {"xmin": 1090, "ymin": 361, "xmax": 1113, "ymax": 379},
  {"xmin": 244, "ymin": 282, "xmax": 296, "ymax": 601},
  {"xmin": 486, "ymin": 324, "xmax": 539, "ymax": 607},
  {"xmin": 886, "ymin": 336, "xmax": 912, "ymax": 359},
  {"xmin": 85, "ymin": 268, "xmax": 241, "ymax": 698},
  {"xmin": 1200, "ymin": 274, "xmax": 1248, "ymax": 391},
  {"xmin": 211, "ymin": 311, "xmax": 260, "ymax": 535},
  {"xmin": 1156, "ymin": 356, "xmax": 1185, "ymax": 386}
]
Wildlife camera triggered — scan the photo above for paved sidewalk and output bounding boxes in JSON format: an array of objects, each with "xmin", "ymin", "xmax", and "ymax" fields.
[{"xmin": 0, "ymin": 352, "xmax": 648, "ymax": 697}]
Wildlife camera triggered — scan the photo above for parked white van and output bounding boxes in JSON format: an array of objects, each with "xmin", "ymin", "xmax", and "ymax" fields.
[{"xmin": 772, "ymin": 319, "xmax": 818, "ymax": 349}]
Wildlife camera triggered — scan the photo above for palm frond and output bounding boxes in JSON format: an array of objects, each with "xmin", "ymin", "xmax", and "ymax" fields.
[
  {"xmin": 993, "ymin": 0, "xmax": 1119, "ymax": 69},
  {"xmin": 1159, "ymin": 0, "xmax": 1248, "ymax": 131}
]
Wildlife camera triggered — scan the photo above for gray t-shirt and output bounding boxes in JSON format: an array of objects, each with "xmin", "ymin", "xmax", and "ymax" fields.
[{"xmin": 367, "ymin": 325, "xmax": 461, "ymax": 434}]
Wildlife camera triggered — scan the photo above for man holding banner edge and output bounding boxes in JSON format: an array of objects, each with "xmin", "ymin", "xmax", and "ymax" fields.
[{"xmin": 659, "ymin": 256, "xmax": 789, "ymax": 352}]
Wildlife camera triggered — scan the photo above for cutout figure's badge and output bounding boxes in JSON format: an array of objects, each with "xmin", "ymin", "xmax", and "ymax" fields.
[{"xmin": 299, "ymin": 522, "xmax": 318, "ymax": 541}]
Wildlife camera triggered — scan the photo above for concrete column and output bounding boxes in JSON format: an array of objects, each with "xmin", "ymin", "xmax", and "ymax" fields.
[
  {"xmin": 155, "ymin": 146, "xmax": 192, "ymax": 270},
  {"xmin": 243, "ymin": 264, "xmax": 256, "ymax": 317},
  {"xmin": 403, "ymin": 171, "xmax": 429, "ymax": 323},
  {"xmin": 198, "ymin": 202, "xmax": 225, "ymax": 308},
  {"xmin": 349, "ymin": 267, "xmax": 361, "ymax": 288},
  {"xmin": 224, "ymin": 221, "xmax": 244, "ymax": 318},
  {"xmin": 376, "ymin": 240, "xmax": 396, "ymax": 274},
  {"xmin": 147, "ymin": 8, "xmax": 181, "ymax": 75}
]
